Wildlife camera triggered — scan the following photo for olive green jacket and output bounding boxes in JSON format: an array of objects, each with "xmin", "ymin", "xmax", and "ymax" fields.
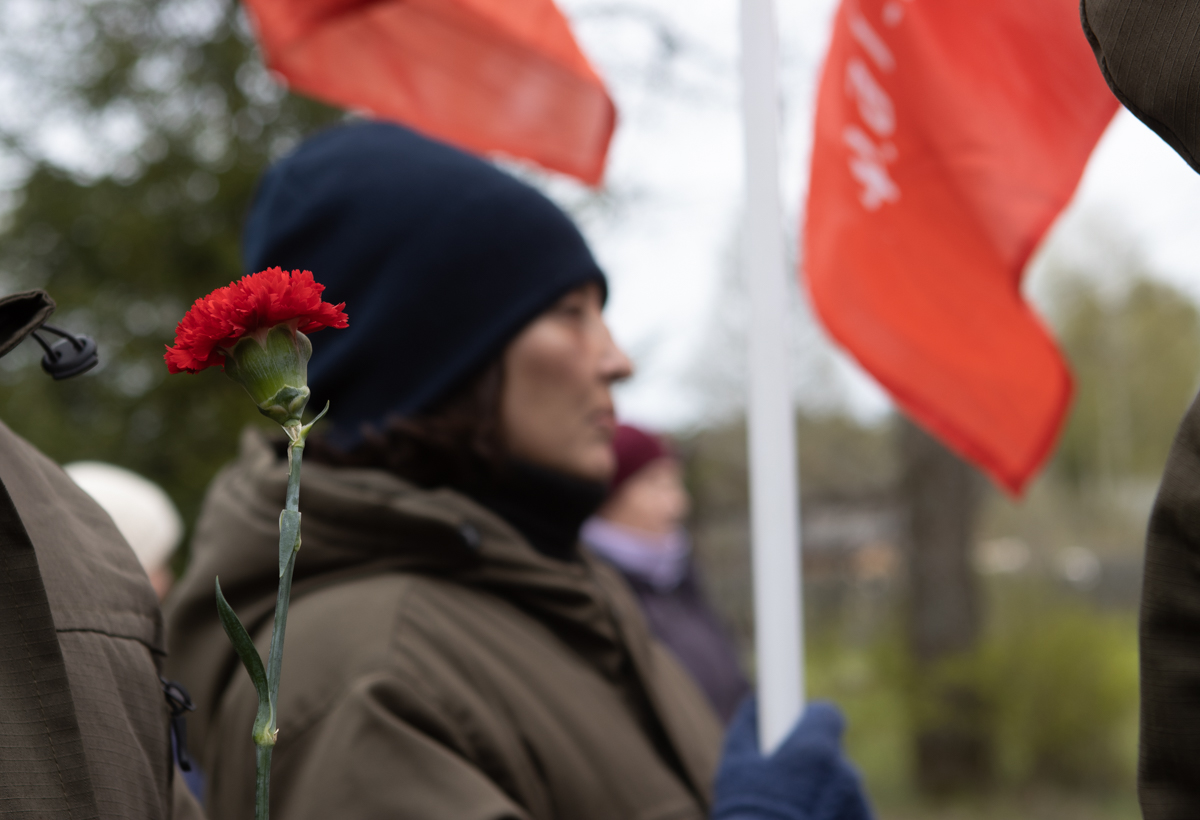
[
  {"xmin": 165, "ymin": 431, "xmax": 723, "ymax": 820},
  {"xmin": 0, "ymin": 419, "xmax": 203, "ymax": 820},
  {"xmin": 1082, "ymin": 0, "xmax": 1200, "ymax": 173}
]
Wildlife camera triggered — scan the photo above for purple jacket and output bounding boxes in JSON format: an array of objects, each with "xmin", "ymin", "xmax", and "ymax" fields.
[{"xmin": 615, "ymin": 563, "xmax": 750, "ymax": 724}]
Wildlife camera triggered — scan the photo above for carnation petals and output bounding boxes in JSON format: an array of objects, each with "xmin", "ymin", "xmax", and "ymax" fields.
[{"xmin": 165, "ymin": 268, "xmax": 348, "ymax": 374}]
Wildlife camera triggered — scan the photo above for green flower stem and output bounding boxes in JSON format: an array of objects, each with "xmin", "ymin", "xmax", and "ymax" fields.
[
  {"xmin": 216, "ymin": 318, "xmax": 332, "ymax": 819},
  {"xmin": 252, "ymin": 411, "xmax": 321, "ymax": 820},
  {"xmin": 255, "ymin": 745, "xmax": 272, "ymax": 820},
  {"xmin": 266, "ymin": 428, "xmax": 303, "ymax": 711}
]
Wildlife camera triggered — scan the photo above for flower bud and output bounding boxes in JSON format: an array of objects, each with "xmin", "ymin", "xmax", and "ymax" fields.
[{"xmin": 222, "ymin": 323, "xmax": 313, "ymax": 428}]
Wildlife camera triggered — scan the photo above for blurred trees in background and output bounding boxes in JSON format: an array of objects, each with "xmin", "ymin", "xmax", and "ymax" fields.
[
  {"xmin": 684, "ymin": 259, "xmax": 1198, "ymax": 816},
  {"xmin": 1053, "ymin": 273, "xmax": 1200, "ymax": 487},
  {"xmin": 898, "ymin": 420, "xmax": 990, "ymax": 795},
  {"xmin": 0, "ymin": 0, "xmax": 338, "ymax": 532}
]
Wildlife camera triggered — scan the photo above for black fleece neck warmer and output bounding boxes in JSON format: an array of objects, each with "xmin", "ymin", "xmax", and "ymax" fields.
[
  {"xmin": 464, "ymin": 460, "xmax": 608, "ymax": 562},
  {"xmin": 241, "ymin": 121, "xmax": 607, "ymax": 448}
]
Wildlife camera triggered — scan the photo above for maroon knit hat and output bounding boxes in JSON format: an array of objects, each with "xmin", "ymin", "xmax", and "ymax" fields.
[{"xmin": 610, "ymin": 424, "xmax": 672, "ymax": 495}]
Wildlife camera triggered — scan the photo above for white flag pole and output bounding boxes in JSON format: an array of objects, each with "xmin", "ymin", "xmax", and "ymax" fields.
[{"xmin": 738, "ymin": 0, "xmax": 805, "ymax": 753}]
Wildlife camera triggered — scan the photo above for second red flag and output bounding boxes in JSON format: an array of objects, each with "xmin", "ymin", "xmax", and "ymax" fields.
[{"xmin": 804, "ymin": 0, "xmax": 1118, "ymax": 493}]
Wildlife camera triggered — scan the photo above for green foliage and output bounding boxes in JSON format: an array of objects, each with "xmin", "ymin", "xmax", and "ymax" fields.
[
  {"xmin": 979, "ymin": 587, "xmax": 1137, "ymax": 788},
  {"xmin": 807, "ymin": 634, "xmax": 913, "ymax": 803},
  {"xmin": 1051, "ymin": 273, "xmax": 1200, "ymax": 486},
  {"xmin": 808, "ymin": 583, "xmax": 1138, "ymax": 805},
  {"xmin": 0, "ymin": 0, "xmax": 340, "ymax": 536}
]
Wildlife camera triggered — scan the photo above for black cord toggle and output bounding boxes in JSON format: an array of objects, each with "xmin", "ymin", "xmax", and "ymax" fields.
[
  {"xmin": 161, "ymin": 677, "xmax": 197, "ymax": 772},
  {"xmin": 30, "ymin": 324, "xmax": 98, "ymax": 380}
]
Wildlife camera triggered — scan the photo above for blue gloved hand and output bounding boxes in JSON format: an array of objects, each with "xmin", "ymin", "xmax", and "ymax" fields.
[{"xmin": 712, "ymin": 698, "xmax": 873, "ymax": 820}]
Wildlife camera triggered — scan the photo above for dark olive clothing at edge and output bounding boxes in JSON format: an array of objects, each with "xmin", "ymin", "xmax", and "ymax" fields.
[
  {"xmin": 164, "ymin": 430, "xmax": 723, "ymax": 820},
  {"xmin": 1082, "ymin": 0, "xmax": 1200, "ymax": 173},
  {"xmin": 1140, "ymin": 391, "xmax": 1200, "ymax": 818},
  {"xmin": 1081, "ymin": 5, "xmax": 1200, "ymax": 817}
]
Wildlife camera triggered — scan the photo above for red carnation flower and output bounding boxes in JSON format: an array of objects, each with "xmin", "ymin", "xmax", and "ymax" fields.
[{"xmin": 165, "ymin": 268, "xmax": 348, "ymax": 374}]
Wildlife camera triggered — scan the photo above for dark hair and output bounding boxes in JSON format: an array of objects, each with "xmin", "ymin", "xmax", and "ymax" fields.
[{"xmin": 305, "ymin": 358, "xmax": 506, "ymax": 489}]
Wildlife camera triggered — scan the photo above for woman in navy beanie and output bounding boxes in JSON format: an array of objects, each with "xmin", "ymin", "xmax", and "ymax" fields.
[
  {"xmin": 165, "ymin": 121, "xmax": 871, "ymax": 820},
  {"xmin": 242, "ymin": 121, "xmax": 610, "ymax": 447}
]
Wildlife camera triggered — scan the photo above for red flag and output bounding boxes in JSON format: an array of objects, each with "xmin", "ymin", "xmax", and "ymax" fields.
[
  {"xmin": 804, "ymin": 0, "xmax": 1118, "ymax": 493},
  {"xmin": 245, "ymin": 0, "xmax": 615, "ymax": 185}
]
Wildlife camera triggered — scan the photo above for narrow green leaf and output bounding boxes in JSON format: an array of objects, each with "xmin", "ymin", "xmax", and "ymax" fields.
[
  {"xmin": 299, "ymin": 400, "xmax": 331, "ymax": 440},
  {"xmin": 215, "ymin": 577, "xmax": 270, "ymax": 708},
  {"xmin": 278, "ymin": 510, "xmax": 301, "ymax": 578}
]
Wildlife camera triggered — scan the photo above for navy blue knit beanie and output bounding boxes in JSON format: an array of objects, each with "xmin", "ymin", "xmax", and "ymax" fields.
[{"xmin": 242, "ymin": 121, "xmax": 606, "ymax": 445}]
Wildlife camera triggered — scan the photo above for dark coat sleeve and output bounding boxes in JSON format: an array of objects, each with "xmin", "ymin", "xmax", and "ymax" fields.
[
  {"xmin": 1141, "ymin": 390, "xmax": 1200, "ymax": 818},
  {"xmin": 1082, "ymin": 0, "xmax": 1200, "ymax": 173}
]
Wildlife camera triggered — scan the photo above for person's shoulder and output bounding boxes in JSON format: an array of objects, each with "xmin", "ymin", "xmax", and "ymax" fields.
[
  {"xmin": 273, "ymin": 571, "xmax": 503, "ymax": 729},
  {"xmin": 0, "ymin": 417, "xmax": 161, "ymax": 647},
  {"xmin": 282, "ymin": 571, "xmax": 507, "ymax": 674},
  {"xmin": 287, "ymin": 570, "xmax": 507, "ymax": 656},
  {"xmin": 286, "ymin": 571, "xmax": 436, "ymax": 649}
]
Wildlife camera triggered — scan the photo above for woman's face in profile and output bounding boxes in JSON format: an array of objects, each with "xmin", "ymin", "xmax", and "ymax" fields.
[{"xmin": 501, "ymin": 282, "xmax": 632, "ymax": 482}]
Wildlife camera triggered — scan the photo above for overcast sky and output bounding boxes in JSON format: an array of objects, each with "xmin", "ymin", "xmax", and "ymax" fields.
[{"xmin": 547, "ymin": 0, "xmax": 1200, "ymax": 432}]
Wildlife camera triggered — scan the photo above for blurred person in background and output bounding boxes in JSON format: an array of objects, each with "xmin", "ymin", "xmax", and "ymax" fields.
[
  {"xmin": 65, "ymin": 461, "xmax": 183, "ymax": 600},
  {"xmin": 0, "ymin": 289, "xmax": 202, "ymax": 819},
  {"xmin": 165, "ymin": 121, "xmax": 872, "ymax": 820},
  {"xmin": 583, "ymin": 424, "xmax": 749, "ymax": 723}
]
